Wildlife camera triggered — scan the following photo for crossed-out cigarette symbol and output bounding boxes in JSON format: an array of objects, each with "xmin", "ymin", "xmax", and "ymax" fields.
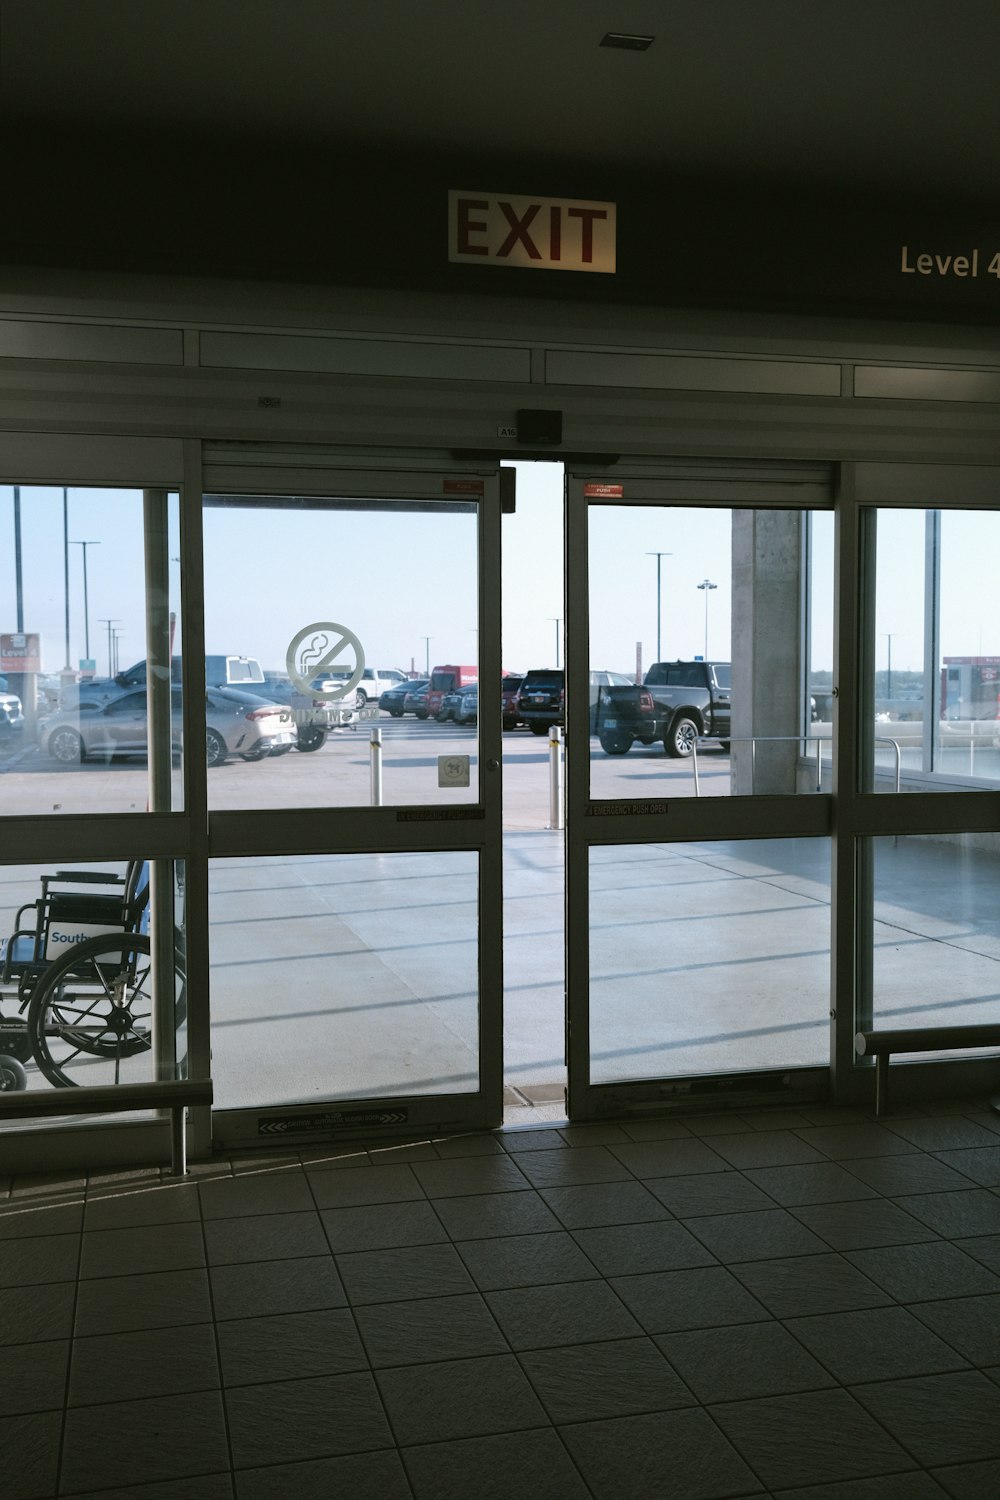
[{"xmin": 285, "ymin": 622, "xmax": 366, "ymax": 699}]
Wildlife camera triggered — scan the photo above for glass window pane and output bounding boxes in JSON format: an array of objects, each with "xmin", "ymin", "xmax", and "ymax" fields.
[
  {"xmin": 589, "ymin": 839, "xmax": 830, "ymax": 1083},
  {"xmin": 209, "ymin": 852, "xmax": 479, "ymax": 1109},
  {"xmin": 0, "ymin": 857, "xmax": 186, "ymax": 1111},
  {"xmin": 588, "ymin": 505, "xmax": 829, "ymax": 798},
  {"xmin": 0, "ymin": 485, "xmax": 182, "ymax": 816},
  {"xmin": 202, "ymin": 495, "xmax": 481, "ymax": 809},
  {"xmin": 871, "ymin": 833, "xmax": 1000, "ymax": 1058},
  {"xmin": 871, "ymin": 508, "xmax": 1000, "ymax": 790}
]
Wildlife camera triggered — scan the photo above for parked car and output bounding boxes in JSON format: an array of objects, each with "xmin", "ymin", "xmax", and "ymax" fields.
[
  {"xmin": 321, "ymin": 667, "xmax": 407, "ymax": 706},
  {"xmin": 517, "ymin": 669, "xmax": 637, "ymax": 735},
  {"xmin": 426, "ymin": 664, "xmax": 478, "ymax": 718},
  {"xmin": 248, "ymin": 673, "xmax": 360, "ymax": 751},
  {"xmin": 382, "ymin": 678, "xmax": 427, "ymax": 717},
  {"xmin": 39, "ymin": 686, "xmax": 296, "ymax": 766},
  {"xmin": 0, "ymin": 673, "xmax": 59, "ymax": 711},
  {"xmin": 0, "ymin": 690, "xmax": 25, "ymax": 739},
  {"xmin": 502, "ymin": 675, "xmax": 524, "ymax": 730},
  {"xmin": 453, "ymin": 684, "xmax": 478, "ymax": 726},
  {"xmin": 404, "ymin": 682, "xmax": 430, "ymax": 718},
  {"xmin": 595, "ymin": 660, "xmax": 731, "ymax": 757}
]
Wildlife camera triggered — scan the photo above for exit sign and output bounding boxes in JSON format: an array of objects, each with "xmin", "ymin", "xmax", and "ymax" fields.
[{"xmin": 448, "ymin": 190, "xmax": 616, "ymax": 274}]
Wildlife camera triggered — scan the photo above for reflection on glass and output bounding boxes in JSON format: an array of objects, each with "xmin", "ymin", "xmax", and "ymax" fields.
[
  {"xmin": 209, "ymin": 852, "xmax": 479, "ymax": 1109},
  {"xmin": 0, "ymin": 858, "xmax": 186, "ymax": 1106},
  {"xmin": 0, "ymin": 485, "xmax": 181, "ymax": 816},
  {"xmin": 202, "ymin": 495, "xmax": 480, "ymax": 809},
  {"xmin": 871, "ymin": 834, "xmax": 1000, "ymax": 1059},
  {"xmin": 588, "ymin": 505, "xmax": 828, "ymax": 798},
  {"xmin": 589, "ymin": 839, "xmax": 830, "ymax": 1082},
  {"xmin": 872, "ymin": 509, "xmax": 1000, "ymax": 790}
]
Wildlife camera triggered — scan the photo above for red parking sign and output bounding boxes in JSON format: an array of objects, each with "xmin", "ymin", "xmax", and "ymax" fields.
[{"xmin": 0, "ymin": 632, "xmax": 41, "ymax": 673}]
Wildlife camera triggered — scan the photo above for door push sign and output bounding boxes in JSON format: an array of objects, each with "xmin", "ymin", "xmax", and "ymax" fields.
[{"xmin": 449, "ymin": 190, "xmax": 616, "ymax": 274}]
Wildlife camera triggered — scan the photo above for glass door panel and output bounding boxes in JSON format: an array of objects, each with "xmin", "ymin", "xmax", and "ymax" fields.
[{"xmin": 201, "ymin": 464, "xmax": 502, "ymax": 1147}]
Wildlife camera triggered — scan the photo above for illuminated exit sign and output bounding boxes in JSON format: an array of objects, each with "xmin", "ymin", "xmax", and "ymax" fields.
[{"xmin": 448, "ymin": 190, "xmax": 616, "ymax": 274}]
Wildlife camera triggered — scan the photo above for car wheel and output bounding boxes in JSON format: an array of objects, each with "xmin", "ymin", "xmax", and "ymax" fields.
[
  {"xmin": 269, "ymin": 745, "xmax": 293, "ymax": 756},
  {"xmin": 600, "ymin": 732, "xmax": 631, "ymax": 756},
  {"xmin": 206, "ymin": 729, "xmax": 228, "ymax": 767},
  {"xmin": 356, "ymin": 690, "xmax": 368, "ymax": 707},
  {"xmin": 296, "ymin": 725, "xmax": 326, "ymax": 752},
  {"xmin": 241, "ymin": 744, "xmax": 269, "ymax": 762},
  {"xmin": 49, "ymin": 727, "xmax": 84, "ymax": 763},
  {"xmin": 388, "ymin": 707, "xmax": 404, "ymax": 717},
  {"xmin": 665, "ymin": 716, "xmax": 699, "ymax": 758},
  {"xmin": 415, "ymin": 709, "xmax": 427, "ymax": 720},
  {"xmin": 529, "ymin": 722, "xmax": 549, "ymax": 735}
]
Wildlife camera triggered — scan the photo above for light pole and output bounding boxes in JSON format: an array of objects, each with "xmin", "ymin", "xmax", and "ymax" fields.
[
  {"xmin": 697, "ymin": 579, "xmax": 717, "ymax": 659},
  {"xmin": 548, "ymin": 617, "xmax": 562, "ymax": 669},
  {"xmin": 421, "ymin": 636, "xmax": 433, "ymax": 677},
  {"xmin": 70, "ymin": 539, "xmax": 100, "ymax": 665},
  {"xmin": 98, "ymin": 618, "xmax": 121, "ymax": 678},
  {"xmin": 646, "ymin": 552, "xmax": 672, "ymax": 663},
  {"xmin": 883, "ymin": 633, "xmax": 895, "ymax": 704}
]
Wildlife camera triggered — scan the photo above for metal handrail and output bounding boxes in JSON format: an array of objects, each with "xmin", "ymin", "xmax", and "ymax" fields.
[{"xmin": 684, "ymin": 732, "xmax": 901, "ymax": 797}]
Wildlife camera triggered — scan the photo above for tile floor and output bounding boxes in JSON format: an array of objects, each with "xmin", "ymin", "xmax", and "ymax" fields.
[{"xmin": 3, "ymin": 1098, "xmax": 1000, "ymax": 1499}]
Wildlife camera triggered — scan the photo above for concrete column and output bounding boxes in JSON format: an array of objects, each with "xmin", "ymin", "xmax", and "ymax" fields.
[{"xmin": 731, "ymin": 511, "xmax": 803, "ymax": 795}]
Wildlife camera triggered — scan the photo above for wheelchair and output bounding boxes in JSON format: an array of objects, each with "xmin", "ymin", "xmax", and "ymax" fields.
[{"xmin": 0, "ymin": 860, "xmax": 183, "ymax": 1092}]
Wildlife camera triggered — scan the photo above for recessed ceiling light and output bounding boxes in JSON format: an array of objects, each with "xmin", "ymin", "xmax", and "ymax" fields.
[{"xmin": 600, "ymin": 32, "xmax": 654, "ymax": 51}]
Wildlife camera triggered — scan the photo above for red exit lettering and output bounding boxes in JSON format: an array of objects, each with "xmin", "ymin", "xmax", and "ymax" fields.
[{"xmin": 450, "ymin": 191, "xmax": 616, "ymax": 274}]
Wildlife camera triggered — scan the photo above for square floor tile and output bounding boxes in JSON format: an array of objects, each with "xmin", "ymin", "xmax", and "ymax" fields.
[
  {"xmin": 500, "ymin": 1128, "xmax": 569, "ymax": 1152},
  {"xmin": 851, "ymin": 1371, "xmax": 1000, "ymax": 1465},
  {"xmin": 320, "ymin": 1199, "xmax": 448, "ymax": 1253},
  {"xmin": 792, "ymin": 1197, "xmax": 938, "ymax": 1250},
  {"xmin": 204, "ymin": 1211, "xmax": 328, "ymax": 1266},
  {"xmin": 620, "ymin": 1118, "xmax": 700, "ymax": 1140},
  {"xmin": 306, "ymin": 1164, "xmax": 426, "ymax": 1209},
  {"xmin": 841, "ymin": 1153, "xmax": 975, "ymax": 1196},
  {"xmin": 226, "ymin": 1371, "xmax": 392, "ymax": 1469},
  {"xmin": 774, "ymin": 1477, "xmax": 949, "ymax": 1500},
  {"xmin": 732, "ymin": 1254, "xmax": 891, "ymax": 1317},
  {"xmin": 401, "ymin": 1428, "xmax": 589, "ymax": 1500},
  {"xmin": 0, "ymin": 1278, "xmax": 76, "ymax": 1350},
  {"xmin": 955, "ymin": 1234, "xmax": 1000, "ymax": 1275},
  {"xmin": 410, "ymin": 1156, "xmax": 530, "ymax": 1199},
  {"xmin": 708, "ymin": 1130, "xmax": 827, "ymax": 1169},
  {"xmin": 561, "ymin": 1407, "xmax": 760, "ymax": 1500},
  {"xmin": 509, "ymin": 1146, "xmax": 634, "ymax": 1188},
  {"xmin": 485, "ymin": 1279, "xmax": 642, "ymax": 1349},
  {"xmin": 646, "ymin": 1170, "xmax": 775, "ymax": 1218},
  {"xmin": 557, "ymin": 1122, "xmax": 633, "ymax": 1147},
  {"xmin": 610, "ymin": 1264, "xmax": 771, "ymax": 1333},
  {"xmin": 236, "ymin": 1448, "xmax": 411, "ymax": 1500},
  {"xmin": 355, "ymin": 1292, "xmax": 508, "ymax": 1367},
  {"xmin": 610, "ymin": 1139, "xmax": 730, "ymax": 1179},
  {"xmin": 931, "ymin": 1457, "xmax": 1000, "ymax": 1499},
  {"xmin": 69, "ymin": 1322, "xmax": 219, "ymax": 1405},
  {"xmin": 335, "ymin": 1242, "xmax": 475, "ymax": 1304},
  {"xmin": 85, "ymin": 1474, "xmax": 236, "ymax": 1499},
  {"xmin": 74, "ymin": 1266, "xmax": 212, "ymax": 1337},
  {"xmin": 933, "ymin": 1147, "xmax": 1000, "ymax": 1187},
  {"xmin": 0, "ymin": 1199, "xmax": 83, "ymax": 1238},
  {"xmin": 794, "ymin": 1124, "xmax": 917, "ymax": 1159},
  {"xmin": 432, "ymin": 1190, "xmax": 561, "ymax": 1240},
  {"xmin": 656, "ymin": 1320, "xmax": 836, "ymax": 1402},
  {"xmin": 457, "ymin": 1230, "xmax": 599, "ymax": 1290},
  {"xmin": 572, "ymin": 1219, "xmax": 716, "ymax": 1276},
  {"xmin": 0, "ymin": 1231, "xmax": 79, "ymax": 1287},
  {"xmin": 377, "ymin": 1352, "xmax": 546, "ymax": 1444},
  {"xmin": 218, "ymin": 1307, "xmax": 366, "ymax": 1385},
  {"xmin": 744, "ymin": 1161, "xmax": 880, "ymax": 1207},
  {"xmin": 890, "ymin": 1190, "xmax": 1000, "ymax": 1238},
  {"xmin": 540, "ymin": 1181, "xmax": 671, "ymax": 1229},
  {"xmin": 845, "ymin": 1241, "xmax": 1000, "ymax": 1302},
  {"xmin": 83, "ymin": 1182, "xmax": 200, "ymax": 1230},
  {"xmin": 430, "ymin": 1133, "xmax": 506, "ymax": 1158},
  {"xmin": 80, "ymin": 1221, "xmax": 204, "ymax": 1279},
  {"xmin": 210, "ymin": 1255, "xmax": 345, "ymax": 1320},
  {"xmin": 785, "ymin": 1305, "xmax": 970, "ymax": 1383},
  {"xmin": 199, "ymin": 1170, "xmax": 315, "ymax": 1220},
  {"xmin": 0, "ymin": 1338, "xmax": 70, "ymax": 1416},
  {"xmin": 911, "ymin": 1294, "xmax": 1000, "ymax": 1366},
  {"xmin": 884, "ymin": 1118, "xmax": 1000, "ymax": 1153},
  {"xmin": 519, "ymin": 1336, "xmax": 694, "ymax": 1422},
  {"xmin": 60, "ymin": 1390, "xmax": 229, "ymax": 1493},
  {"xmin": 5, "ymin": 1410, "xmax": 61, "ymax": 1500},
  {"xmin": 685, "ymin": 1208, "xmax": 829, "ymax": 1263},
  {"xmin": 709, "ymin": 1388, "xmax": 913, "ymax": 1489}
]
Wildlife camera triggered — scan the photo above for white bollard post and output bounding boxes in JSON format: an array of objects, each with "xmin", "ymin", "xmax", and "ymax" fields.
[
  {"xmin": 370, "ymin": 726, "xmax": 383, "ymax": 807},
  {"xmin": 548, "ymin": 724, "xmax": 564, "ymax": 830}
]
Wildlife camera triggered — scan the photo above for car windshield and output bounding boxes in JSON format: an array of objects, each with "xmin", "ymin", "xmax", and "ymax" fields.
[{"xmin": 523, "ymin": 673, "xmax": 562, "ymax": 690}]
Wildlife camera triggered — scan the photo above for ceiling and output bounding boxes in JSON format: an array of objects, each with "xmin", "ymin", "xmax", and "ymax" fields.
[{"xmin": 3, "ymin": 0, "xmax": 999, "ymax": 203}]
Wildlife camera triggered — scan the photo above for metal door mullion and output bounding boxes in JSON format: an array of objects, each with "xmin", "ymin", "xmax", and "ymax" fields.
[{"xmin": 565, "ymin": 477, "xmax": 592, "ymax": 1118}]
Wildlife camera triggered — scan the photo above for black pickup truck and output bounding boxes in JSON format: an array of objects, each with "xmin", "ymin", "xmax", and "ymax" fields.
[{"xmin": 596, "ymin": 660, "xmax": 731, "ymax": 757}]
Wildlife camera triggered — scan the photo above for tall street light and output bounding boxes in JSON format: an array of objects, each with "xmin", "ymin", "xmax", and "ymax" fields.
[
  {"xmin": 646, "ymin": 552, "xmax": 672, "ymax": 663},
  {"xmin": 548, "ymin": 617, "xmax": 562, "ymax": 669},
  {"xmin": 421, "ymin": 636, "xmax": 433, "ymax": 677},
  {"xmin": 70, "ymin": 540, "xmax": 100, "ymax": 665},
  {"xmin": 697, "ymin": 579, "xmax": 717, "ymax": 659},
  {"xmin": 98, "ymin": 617, "xmax": 121, "ymax": 678},
  {"xmin": 884, "ymin": 633, "xmax": 895, "ymax": 703}
]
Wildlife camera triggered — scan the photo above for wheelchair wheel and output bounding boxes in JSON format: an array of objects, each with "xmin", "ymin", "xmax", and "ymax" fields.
[
  {"xmin": 27, "ymin": 934, "xmax": 160, "ymax": 1088},
  {"xmin": 0, "ymin": 1055, "xmax": 27, "ymax": 1091}
]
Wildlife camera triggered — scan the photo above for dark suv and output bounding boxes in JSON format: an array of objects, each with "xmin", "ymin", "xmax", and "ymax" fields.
[{"xmin": 517, "ymin": 669, "xmax": 637, "ymax": 735}]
